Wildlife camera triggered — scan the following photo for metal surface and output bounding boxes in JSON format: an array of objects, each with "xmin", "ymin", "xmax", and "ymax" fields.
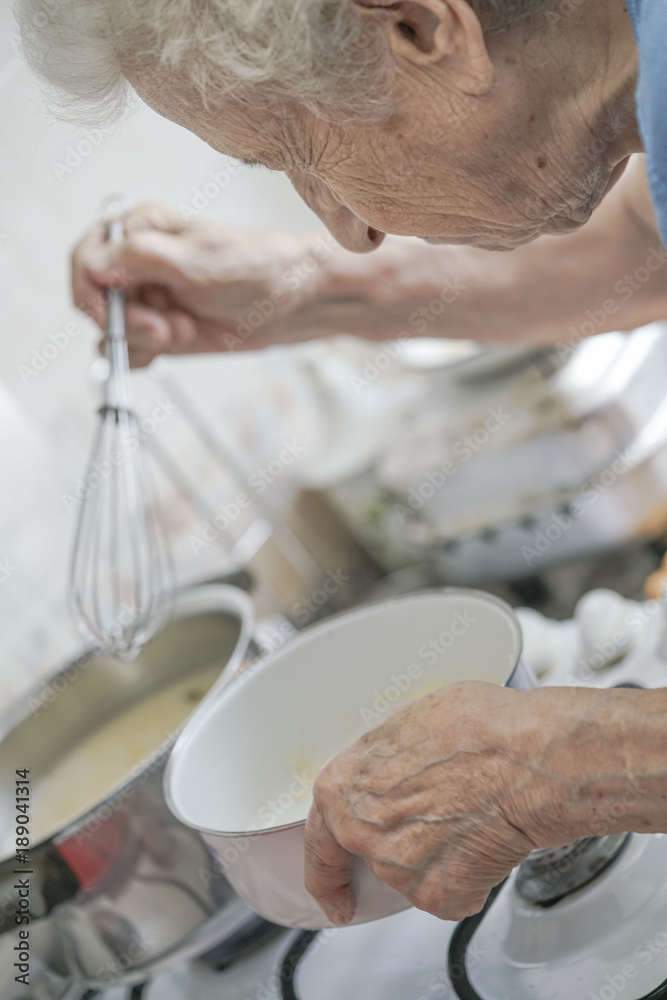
[
  {"xmin": 69, "ymin": 210, "xmax": 172, "ymax": 657},
  {"xmin": 325, "ymin": 326, "xmax": 667, "ymax": 584},
  {"xmin": 0, "ymin": 584, "xmax": 272, "ymax": 987},
  {"xmin": 514, "ymin": 833, "xmax": 631, "ymax": 904}
]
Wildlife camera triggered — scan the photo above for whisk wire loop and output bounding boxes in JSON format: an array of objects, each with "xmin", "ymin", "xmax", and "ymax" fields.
[{"xmin": 68, "ymin": 208, "xmax": 173, "ymax": 658}]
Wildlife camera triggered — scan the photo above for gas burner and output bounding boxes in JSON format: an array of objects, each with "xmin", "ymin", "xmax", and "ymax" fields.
[
  {"xmin": 514, "ymin": 833, "xmax": 631, "ymax": 906},
  {"xmin": 447, "ymin": 833, "xmax": 667, "ymax": 1000}
]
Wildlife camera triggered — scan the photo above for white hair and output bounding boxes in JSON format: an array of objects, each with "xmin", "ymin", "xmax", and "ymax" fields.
[{"xmin": 14, "ymin": 0, "xmax": 550, "ymax": 127}]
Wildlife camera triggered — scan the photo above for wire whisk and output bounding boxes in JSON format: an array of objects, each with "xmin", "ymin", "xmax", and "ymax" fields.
[{"xmin": 68, "ymin": 200, "xmax": 173, "ymax": 658}]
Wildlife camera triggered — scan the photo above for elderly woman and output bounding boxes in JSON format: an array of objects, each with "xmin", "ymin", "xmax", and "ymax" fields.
[{"xmin": 16, "ymin": 0, "xmax": 667, "ymax": 926}]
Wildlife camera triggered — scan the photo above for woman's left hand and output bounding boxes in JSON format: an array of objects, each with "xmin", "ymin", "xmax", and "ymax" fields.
[{"xmin": 303, "ymin": 681, "xmax": 631, "ymax": 925}]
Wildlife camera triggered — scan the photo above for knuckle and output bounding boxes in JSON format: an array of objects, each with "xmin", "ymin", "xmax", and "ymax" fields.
[
  {"xmin": 409, "ymin": 886, "xmax": 447, "ymax": 916},
  {"xmin": 310, "ymin": 780, "xmax": 329, "ymax": 812},
  {"xmin": 312, "ymin": 762, "xmax": 341, "ymax": 805},
  {"xmin": 336, "ymin": 824, "xmax": 369, "ymax": 858}
]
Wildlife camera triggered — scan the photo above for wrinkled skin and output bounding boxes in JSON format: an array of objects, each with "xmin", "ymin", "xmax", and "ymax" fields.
[
  {"xmin": 305, "ymin": 682, "xmax": 538, "ymax": 923},
  {"xmin": 304, "ymin": 681, "xmax": 667, "ymax": 924},
  {"xmin": 127, "ymin": 0, "xmax": 640, "ymax": 253},
  {"xmin": 71, "ymin": 203, "xmax": 321, "ymax": 365}
]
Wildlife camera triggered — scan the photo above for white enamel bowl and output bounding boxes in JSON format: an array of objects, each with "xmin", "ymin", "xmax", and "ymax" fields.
[{"xmin": 165, "ymin": 589, "xmax": 532, "ymax": 929}]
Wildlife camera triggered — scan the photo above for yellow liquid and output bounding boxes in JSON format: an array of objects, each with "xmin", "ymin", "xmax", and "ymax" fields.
[{"xmin": 26, "ymin": 667, "xmax": 221, "ymax": 845}]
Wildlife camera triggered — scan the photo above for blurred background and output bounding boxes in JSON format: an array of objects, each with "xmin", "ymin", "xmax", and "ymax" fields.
[
  {"xmin": 2, "ymin": 0, "xmax": 667, "ymax": 709},
  {"xmin": 0, "ymin": 0, "xmax": 330, "ymax": 701}
]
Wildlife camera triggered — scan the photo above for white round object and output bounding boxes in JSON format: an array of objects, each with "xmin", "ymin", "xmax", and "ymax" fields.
[
  {"xmin": 575, "ymin": 588, "xmax": 639, "ymax": 669},
  {"xmin": 515, "ymin": 607, "xmax": 576, "ymax": 679},
  {"xmin": 467, "ymin": 833, "xmax": 667, "ymax": 999}
]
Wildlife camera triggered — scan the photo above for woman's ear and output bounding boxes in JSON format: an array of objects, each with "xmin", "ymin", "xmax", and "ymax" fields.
[{"xmin": 357, "ymin": 0, "xmax": 494, "ymax": 95}]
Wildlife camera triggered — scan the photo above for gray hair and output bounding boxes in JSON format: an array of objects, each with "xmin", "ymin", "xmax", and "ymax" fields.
[{"xmin": 14, "ymin": 0, "xmax": 550, "ymax": 127}]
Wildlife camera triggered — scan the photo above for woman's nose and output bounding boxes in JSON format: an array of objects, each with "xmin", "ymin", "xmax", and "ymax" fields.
[
  {"xmin": 290, "ymin": 172, "xmax": 385, "ymax": 253},
  {"xmin": 322, "ymin": 203, "xmax": 386, "ymax": 253}
]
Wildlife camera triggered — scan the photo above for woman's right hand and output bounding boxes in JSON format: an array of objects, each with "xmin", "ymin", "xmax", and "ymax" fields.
[{"xmin": 71, "ymin": 202, "xmax": 334, "ymax": 366}]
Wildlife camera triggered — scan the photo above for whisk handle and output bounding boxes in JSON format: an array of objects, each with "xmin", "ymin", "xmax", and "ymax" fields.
[
  {"xmin": 107, "ymin": 288, "xmax": 125, "ymax": 345},
  {"xmin": 105, "ymin": 217, "xmax": 126, "ymax": 342},
  {"xmin": 104, "ymin": 216, "xmax": 131, "ymax": 408}
]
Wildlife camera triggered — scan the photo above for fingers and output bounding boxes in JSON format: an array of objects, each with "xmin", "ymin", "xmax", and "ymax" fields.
[
  {"xmin": 83, "ymin": 229, "xmax": 191, "ymax": 293},
  {"xmin": 120, "ymin": 202, "xmax": 189, "ymax": 237},
  {"xmin": 71, "ymin": 203, "xmax": 191, "ymax": 331},
  {"xmin": 72, "ymin": 221, "xmax": 109, "ymax": 327},
  {"xmin": 303, "ymin": 803, "xmax": 357, "ymax": 925},
  {"xmin": 98, "ymin": 302, "xmax": 199, "ymax": 368}
]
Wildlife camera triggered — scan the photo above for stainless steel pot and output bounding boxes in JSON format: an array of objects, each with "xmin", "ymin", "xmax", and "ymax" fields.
[{"xmin": 0, "ymin": 583, "xmax": 269, "ymax": 988}]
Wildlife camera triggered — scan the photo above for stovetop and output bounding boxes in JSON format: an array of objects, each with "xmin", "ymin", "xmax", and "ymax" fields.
[
  {"xmin": 15, "ymin": 536, "xmax": 667, "ymax": 1000},
  {"xmin": 31, "ymin": 906, "xmax": 458, "ymax": 1000}
]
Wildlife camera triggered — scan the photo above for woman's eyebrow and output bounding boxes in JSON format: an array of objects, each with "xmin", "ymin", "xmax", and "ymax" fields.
[{"xmin": 236, "ymin": 154, "xmax": 288, "ymax": 172}]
